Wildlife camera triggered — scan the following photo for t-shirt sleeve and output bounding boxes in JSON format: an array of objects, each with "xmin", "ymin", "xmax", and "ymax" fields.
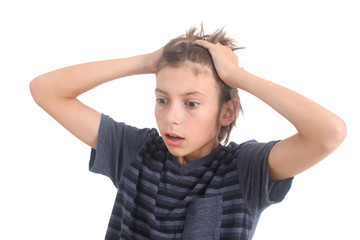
[
  {"xmin": 89, "ymin": 114, "xmax": 151, "ymax": 188},
  {"xmin": 236, "ymin": 140, "xmax": 293, "ymax": 214}
]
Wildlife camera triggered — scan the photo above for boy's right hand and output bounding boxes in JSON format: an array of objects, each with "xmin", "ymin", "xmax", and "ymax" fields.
[{"xmin": 145, "ymin": 47, "xmax": 164, "ymax": 74}]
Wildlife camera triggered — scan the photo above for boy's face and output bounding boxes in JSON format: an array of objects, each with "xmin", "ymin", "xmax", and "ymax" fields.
[{"xmin": 155, "ymin": 64, "xmax": 225, "ymax": 165}]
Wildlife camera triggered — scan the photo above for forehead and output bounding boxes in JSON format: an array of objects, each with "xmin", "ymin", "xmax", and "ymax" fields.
[{"xmin": 155, "ymin": 64, "xmax": 219, "ymax": 96}]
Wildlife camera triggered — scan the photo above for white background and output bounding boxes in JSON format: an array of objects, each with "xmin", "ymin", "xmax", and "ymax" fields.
[{"xmin": 1, "ymin": 0, "xmax": 359, "ymax": 239}]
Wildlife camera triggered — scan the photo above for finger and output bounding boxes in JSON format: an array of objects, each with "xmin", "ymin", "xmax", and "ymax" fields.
[{"xmin": 191, "ymin": 39, "xmax": 214, "ymax": 50}]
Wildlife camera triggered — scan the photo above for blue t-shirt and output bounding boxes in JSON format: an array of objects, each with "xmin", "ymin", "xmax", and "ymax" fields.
[{"xmin": 90, "ymin": 114, "xmax": 293, "ymax": 240}]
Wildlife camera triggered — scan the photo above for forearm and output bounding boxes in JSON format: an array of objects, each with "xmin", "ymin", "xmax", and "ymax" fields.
[
  {"xmin": 29, "ymin": 53, "xmax": 157, "ymax": 148},
  {"xmin": 192, "ymin": 39, "xmax": 346, "ymax": 180},
  {"xmin": 30, "ymin": 54, "xmax": 152, "ymax": 102},
  {"xmin": 231, "ymin": 68, "xmax": 346, "ymax": 148}
]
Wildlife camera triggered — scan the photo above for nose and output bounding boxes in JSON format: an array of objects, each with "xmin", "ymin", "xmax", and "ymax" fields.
[{"xmin": 167, "ymin": 102, "xmax": 182, "ymax": 126}]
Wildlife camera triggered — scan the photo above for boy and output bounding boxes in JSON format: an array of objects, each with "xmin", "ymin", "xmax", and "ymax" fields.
[{"xmin": 30, "ymin": 26, "xmax": 346, "ymax": 239}]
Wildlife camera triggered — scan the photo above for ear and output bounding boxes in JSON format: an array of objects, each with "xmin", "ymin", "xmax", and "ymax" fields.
[{"xmin": 219, "ymin": 100, "xmax": 237, "ymax": 126}]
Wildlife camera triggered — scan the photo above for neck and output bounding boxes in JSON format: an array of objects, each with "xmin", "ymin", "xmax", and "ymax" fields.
[{"xmin": 177, "ymin": 140, "xmax": 220, "ymax": 166}]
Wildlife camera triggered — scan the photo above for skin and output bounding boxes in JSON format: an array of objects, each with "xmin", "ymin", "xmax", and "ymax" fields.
[
  {"xmin": 155, "ymin": 64, "xmax": 234, "ymax": 165},
  {"xmin": 192, "ymin": 40, "xmax": 347, "ymax": 181},
  {"xmin": 29, "ymin": 51, "xmax": 162, "ymax": 149},
  {"xmin": 30, "ymin": 40, "xmax": 346, "ymax": 182}
]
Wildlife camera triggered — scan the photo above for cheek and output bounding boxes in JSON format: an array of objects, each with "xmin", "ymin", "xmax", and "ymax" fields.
[
  {"xmin": 190, "ymin": 109, "xmax": 220, "ymax": 130},
  {"xmin": 154, "ymin": 106, "xmax": 163, "ymax": 125}
]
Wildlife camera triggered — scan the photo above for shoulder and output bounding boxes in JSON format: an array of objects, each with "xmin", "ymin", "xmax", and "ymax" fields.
[
  {"xmin": 101, "ymin": 114, "xmax": 168, "ymax": 162},
  {"xmin": 97, "ymin": 114, "xmax": 163, "ymax": 160},
  {"xmin": 100, "ymin": 114, "xmax": 157, "ymax": 141},
  {"xmin": 227, "ymin": 140, "xmax": 279, "ymax": 156},
  {"xmin": 221, "ymin": 140, "xmax": 279, "ymax": 169}
]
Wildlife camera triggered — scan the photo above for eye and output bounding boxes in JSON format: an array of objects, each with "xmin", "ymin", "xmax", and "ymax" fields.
[
  {"xmin": 185, "ymin": 101, "xmax": 199, "ymax": 108},
  {"xmin": 156, "ymin": 98, "xmax": 169, "ymax": 105}
]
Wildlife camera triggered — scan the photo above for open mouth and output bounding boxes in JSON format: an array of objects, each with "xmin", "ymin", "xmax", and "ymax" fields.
[
  {"xmin": 164, "ymin": 133, "xmax": 185, "ymax": 146},
  {"xmin": 165, "ymin": 134, "xmax": 184, "ymax": 141}
]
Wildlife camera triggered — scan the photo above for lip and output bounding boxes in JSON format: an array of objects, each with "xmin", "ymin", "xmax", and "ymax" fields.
[{"xmin": 164, "ymin": 132, "xmax": 185, "ymax": 147}]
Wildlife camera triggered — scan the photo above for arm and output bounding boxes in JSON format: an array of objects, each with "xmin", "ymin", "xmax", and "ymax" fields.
[
  {"xmin": 30, "ymin": 48, "xmax": 162, "ymax": 149},
  {"xmin": 193, "ymin": 41, "xmax": 347, "ymax": 181}
]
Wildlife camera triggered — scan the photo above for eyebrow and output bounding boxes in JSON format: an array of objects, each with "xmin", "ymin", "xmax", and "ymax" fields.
[{"xmin": 155, "ymin": 88, "xmax": 207, "ymax": 98}]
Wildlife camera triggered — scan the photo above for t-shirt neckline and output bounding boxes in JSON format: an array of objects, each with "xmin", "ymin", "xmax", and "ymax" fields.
[{"xmin": 167, "ymin": 144, "xmax": 222, "ymax": 176}]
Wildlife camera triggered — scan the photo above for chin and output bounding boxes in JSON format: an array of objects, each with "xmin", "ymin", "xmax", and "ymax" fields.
[
  {"xmin": 166, "ymin": 146, "xmax": 183, "ymax": 156},
  {"xmin": 165, "ymin": 145, "xmax": 188, "ymax": 158}
]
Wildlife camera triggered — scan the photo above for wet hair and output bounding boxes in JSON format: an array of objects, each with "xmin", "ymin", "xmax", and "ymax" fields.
[{"xmin": 157, "ymin": 25, "xmax": 244, "ymax": 145}]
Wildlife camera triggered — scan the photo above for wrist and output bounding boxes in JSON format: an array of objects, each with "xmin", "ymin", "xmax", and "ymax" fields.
[
  {"xmin": 132, "ymin": 53, "xmax": 159, "ymax": 75},
  {"xmin": 225, "ymin": 67, "xmax": 248, "ymax": 89},
  {"xmin": 124, "ymin": 54, "xmax": 155, "ymax": 76}
]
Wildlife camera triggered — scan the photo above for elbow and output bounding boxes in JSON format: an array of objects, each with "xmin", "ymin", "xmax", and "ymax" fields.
[
  {"xmin": 29, "ymin": 75, "xmax": 48, "ymax": 106},
  {"xmin": 29, "ymin": 77, "xmax": 39, "ymax": 103},
  {"xmin": 322, "ymin": 118, "xmax": 347, "ymax": 153}
]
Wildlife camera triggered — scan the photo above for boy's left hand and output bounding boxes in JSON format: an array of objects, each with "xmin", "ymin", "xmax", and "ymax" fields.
[
  {"xmin": 192, "ymin": 40, "xmax": 240, "ymax": 88},
  {"xmin": 193, "ymin": 39, "xmax": 347, "ymax": 182}
]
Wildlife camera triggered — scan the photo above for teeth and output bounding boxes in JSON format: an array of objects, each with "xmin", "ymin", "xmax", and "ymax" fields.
[{"xmin": 167, "ymin": 134, "xmax": 183, "ymax": 141}]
